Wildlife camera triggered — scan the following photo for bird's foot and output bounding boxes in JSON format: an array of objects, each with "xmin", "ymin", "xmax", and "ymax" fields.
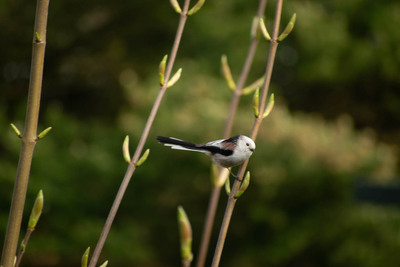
[{"xmin": 228, "ymin": 168, "xmax": 242, "ymax": 182}]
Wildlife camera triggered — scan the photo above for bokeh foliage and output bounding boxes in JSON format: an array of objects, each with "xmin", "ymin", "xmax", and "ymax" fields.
[{"xmin": 1, "ymin": 0, "xmax": 400, "ymax": 266}]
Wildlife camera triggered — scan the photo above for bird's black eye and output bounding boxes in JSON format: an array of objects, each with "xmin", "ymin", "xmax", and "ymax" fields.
[{"xmin": 246, "ymin": 143, "xmax": 249, "ymax": 146}]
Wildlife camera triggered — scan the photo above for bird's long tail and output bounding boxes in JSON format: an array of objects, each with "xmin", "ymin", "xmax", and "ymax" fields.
[{"xmin": 157, "ymin": 136, "xmax": 208, "ymax": 153}]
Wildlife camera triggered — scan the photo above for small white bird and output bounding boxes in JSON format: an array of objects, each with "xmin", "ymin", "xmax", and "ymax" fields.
[{"xmin": 156, "ymin": 135, "xmax": 255, "ymax": 168}]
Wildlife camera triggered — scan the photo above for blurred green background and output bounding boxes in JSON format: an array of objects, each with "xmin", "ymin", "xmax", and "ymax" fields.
[{"xmin": 1, "ymin": 0, "xmax": 400, "ymax": 266}]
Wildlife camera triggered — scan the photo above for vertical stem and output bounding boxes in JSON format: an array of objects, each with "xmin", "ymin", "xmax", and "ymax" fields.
[
  {"xmin": 196, "ymin": 186, "xmax": 221, "ymax": 267},
  {"xmin": 223, "ymin": 0, "xmax": 268, "ymax": 138},
  {"xmin": 223, "ymin": 37, "xmax": 258, "ymax": 138},
  {"xmin": 211, "ymin": 1, "xmax": 283, "ymax": 266},
  {"xmin": 1, "ymin": 1, "xmax": 50, "ymax": 267},
  {"xmin": 131, "ymin": 0, "xmax": 191, "ymax": 165},
  {"xmin": 210, "ymin": 162, "xmax": 247, "ymax": 267},
  {"xmin": 257, "ymin": 0, "xmax": 281, "ymax": 115},
  {"xmin": 196, "ymin": 1, "xmax": 267, "ymax": 266},
  {"xmin": 88, "ymin": 1, "xmax": 191, "ymax": 267}
]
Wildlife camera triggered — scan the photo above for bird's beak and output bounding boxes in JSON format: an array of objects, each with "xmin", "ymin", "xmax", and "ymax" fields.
[{"xmin": 250, "ymin": 148, "xmax": 255, "ymax": 152}]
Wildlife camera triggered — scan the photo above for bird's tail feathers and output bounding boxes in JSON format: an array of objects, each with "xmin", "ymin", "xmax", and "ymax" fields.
[{"xmin": 157, "ymin": 136, "xmax": 208, "ymax": 154}]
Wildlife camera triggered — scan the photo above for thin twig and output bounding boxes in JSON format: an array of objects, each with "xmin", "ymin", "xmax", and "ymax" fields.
[
  {"xmin": 14, "ymin": 228, "xmax": 34, "ymax": 267},
  {"xmin": 15, "ymin": 190, "xmax": 43, "ymax": 267},
  {"xmin": 1, "ymin": 1, "xmax": 50, "ymax": 266},
  {"xmin": 223, "ymin": 0, "xmax": 268, "ymax": 138},
  {"xmin": 195, "ymin": 1, "xmax": 267, "ymax": 266},
  {"xmin": 196, "ymin": 185, "xmax": 221, "ymax": 267},
  {"xmin": 87, "ymin": 1, "xmax": 192, "ymax": 266},
  {"xmin": 211, "ymin": 1, "xmax": 283, "ymax": 266}
]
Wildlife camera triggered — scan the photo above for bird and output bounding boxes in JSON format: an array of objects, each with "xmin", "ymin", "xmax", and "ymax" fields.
[{"xmin": 156, "ymin": 135, "xmax": 255, "ymax": 168}]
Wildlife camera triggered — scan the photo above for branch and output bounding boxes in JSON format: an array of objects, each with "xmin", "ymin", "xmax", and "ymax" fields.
[
  {"xmin": 87, "ymin": 1, "xmax": 193, "ymax": 266},
  {"xmin": 211, "ymin": 0, "xmax": 286, "ymax": 266},
  {"xmin": 1, "ymin": 1, "xmax": 50, "ymax": 266},
  {"xmin": 14, "ymin": 190, "xmax": 44, "ymax": 267},
  {"xmin": 195, "ymin": 1, "xmax": 268, "ymax": 266},
  {"xmin": 223, "ymin": 0, "xmax": 268, "ymax": 138}
]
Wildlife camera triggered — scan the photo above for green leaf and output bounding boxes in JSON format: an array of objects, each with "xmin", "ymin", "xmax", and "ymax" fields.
[
  {"xmin": 81, "ymin": 247, "xmax": 90, "ymax": 267},
  {"xmin": 159, "ymin": 54, "xmax": 168, "ymax": 86},
  {"xmin": 188, "ymin": 0, "xmax": 205, "ymax": 16},
  {"xmin": 242, "ymin": 76, "xmax": 264, "ymax": 95},
  {"xmin": 122, "ymin": 135, "xmax": 131, "ymax": 163},
  {"xmin": 259, "ymin": 18, "xmax": 271, "ymax": 41},
  {"xmin": 253, "ymin": 88, "xmax": 260, "ymax": 117},
  {"xmin": 278, "ymin": 13, "xmax": 296, "ymax": 42},
  {"xmin": 263, "ymin": 93, "xmax": 275, "ymax": 119},
  {"xmin": 235, "ymin": 171, "xmax": 250, "ymax": 198},
  {"xmin": 177, "ymin": 206, "xmax": 193, "ymax": 262},
  {"xmin": 221, "ymin": 55, "xmax": 236, "ymax": 91},
  {"xmin": 136, "ymin": 149, "xmax": 150, "ymax": 167},
  {"xmin": 10, "ymin": 123, "xmax": 21, "ymax": 138},
  {"xmin": 170, "ymin": 0, "xmax": 182, "ymax": 14},
  {"xmin": 37, "ymin": 126, "xmax": 52, "ymax": 140},
  {"xmin": 35, "ymin": 32, "xmax": 41, "ymax": 42},
  {"xmin": 167, "ymin": 68, "xmax": 182, "ymax": 88},
  {"xmin": 224, "ymin": 176, "xmax": 231, "ymax": 196}
]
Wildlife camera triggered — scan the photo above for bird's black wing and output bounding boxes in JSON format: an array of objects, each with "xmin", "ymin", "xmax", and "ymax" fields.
[{"xmin": 202, "ymin": 145, "xmax": 234, "ymax": 156}]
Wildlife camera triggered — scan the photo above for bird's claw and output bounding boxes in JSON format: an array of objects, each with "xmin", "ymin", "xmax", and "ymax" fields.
[{"xmin": 228, "ymin": 168, "xmax": 242, "ymax": 182}]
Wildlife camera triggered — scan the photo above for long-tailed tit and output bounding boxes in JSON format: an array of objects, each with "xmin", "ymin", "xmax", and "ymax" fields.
[{"xmin": 156, "ymin": 135, "xmax": 255, "ymax": 168}]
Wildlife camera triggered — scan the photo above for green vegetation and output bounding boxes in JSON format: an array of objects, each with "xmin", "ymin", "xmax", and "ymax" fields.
[{"xmin": 1, "ymin": 99, "xmax": 398, "ymax": 266}]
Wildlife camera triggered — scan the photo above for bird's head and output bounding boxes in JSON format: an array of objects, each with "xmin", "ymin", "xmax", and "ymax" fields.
[{"xmin": 238, "ymin": 135, "xmax": 256, "ymax": 155}]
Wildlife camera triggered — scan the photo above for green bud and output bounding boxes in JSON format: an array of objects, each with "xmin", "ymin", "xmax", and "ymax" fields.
[
  {"xmin": 19, "ymin": 242, "xmax": 26, "ymax": 252},
  {"xmin": 170, "ymin": 0, "xmax": 182, "ymax": 14},
  {"xmin": 259, "ymin": 18, "xmax": 271, "ymax": 41},
  {"xmin": 216, "ymin": 168, "xmax": 229, "ymax": 187},
  {"xmin": 81, "ymin": 247, "xmax": 90, "ymax": 267},
  {"xmin": 278, "ymin": 13, "xmax": 296, "ymax": 42},
  {"xmin": 35, "ymin": 32, "xmax": 41, "ymax": 42},
  {"xmin": 188, "ymin": 0, "xmax": 205, "ymax": 16},
  {"xmin": 177, "ymin": 206, "xmax": 193, "ymax": 262},
  {"xmin": 253, "ymin": 88, "xmax": 260, "ymax": 117},
  {"xmin": 122, "ymin": 135, "xmax": 131, "ymax": 163},
  {"xmin": 221, "ymin": 55, "xmax": 236, "ymax": 91},
  {"xmin": 136, "ymin": 149, "xmax": 150, "ymax": 167},
  {"xmin": 159, "ymin": 54, "xmax": 168, "ymax": 86},
  {"xmin": 235, "ymin": 171, "xmax": 250, "ymax": 198},
  {"xmin": 99, "ymin": 260, "xmax": 109, "ymax": 267},
  {"xmin": 10, "ymin": 123, "xmax": 21, "ymax": 138},
  {"xmin": 263, "ymin": 93, "xmax": 275, "ymax": 119},
  {"xmin": 242, "ymin": 76, "xmax": 265, "ymax": 95},
  {"xmin": 214, "ymin": 166, "xmax": 229, "ymax": 187},
  {"xmin": 28, "ymin": 190, "xmax": 44, "ymax": 229},
  {"xmin": 250, "ymin": 16, "xmax": 260, "ymax": 39},
  {"xmin": 210, "ymin": 163, "xmax": 218, "ymax": 187},
  {"xmin": 224, "ymin": 176, "xmax": 231, "ymax": 196},
  {"xmin": 37, "ymin": 126, "xmax": 52, "ymax": 140},
  {"xmin": 167, "ymin": 68, "xmax": 182, "ymax": 88}
]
